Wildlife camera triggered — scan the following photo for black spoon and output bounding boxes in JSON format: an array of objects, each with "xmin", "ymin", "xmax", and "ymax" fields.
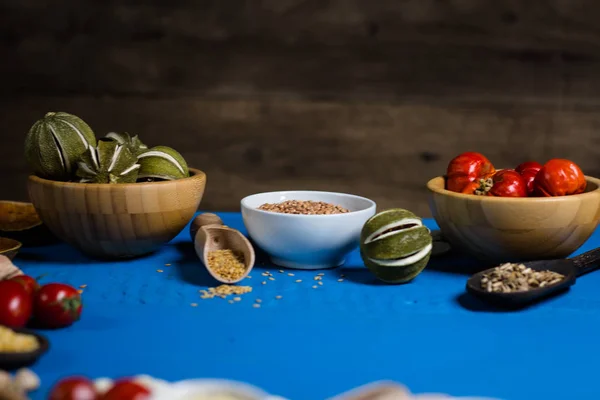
[{"xmin": 466, "ymin": 247, "xmax": 600, "ymax": 308}]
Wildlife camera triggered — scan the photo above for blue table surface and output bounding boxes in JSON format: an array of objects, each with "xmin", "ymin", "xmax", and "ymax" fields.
[{"xmin": 14, "ymin": 212, "xmax": 600, "ymax": 400}]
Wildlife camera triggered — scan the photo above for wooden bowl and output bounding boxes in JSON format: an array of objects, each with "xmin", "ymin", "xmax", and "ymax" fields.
[
  {"xmin": 0, "ymin": 326, "xmax": 50, "ymax": 370},
  {"xmin": 0, "ymin": 237, "xmax": 22, "ymax": 260},
  {"xmin": 27, "ymin": 168, "xmax": 207, "ymax": 259},
  {"xmin": 426, "ymin": 175, "xmax": 600, "ymax": 263}
]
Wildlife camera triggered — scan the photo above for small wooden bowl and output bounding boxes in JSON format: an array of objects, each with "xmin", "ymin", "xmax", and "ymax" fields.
[
  {"xmin": 27, "ymin": 168, "xmax": 207, "ymax": 259},
  {"xmin": 0, "ymin": 326, "xmax": 50, "ymax": 371},
  {"xmin": 0, "ymin": 200, "xmax": 58, "ymax": 247},
  {"xmin": 0, "ymin": 237, "xmax": 22, "ymax": 260},
  {"xmin": 427, "ymin": 175, "xmax": 600, "ymax": 263}
]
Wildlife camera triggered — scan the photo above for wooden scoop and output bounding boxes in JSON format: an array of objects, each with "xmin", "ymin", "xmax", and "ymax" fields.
[{"xmin": 189, "ymin": 213, "xmax": 255, "ymax": 284}]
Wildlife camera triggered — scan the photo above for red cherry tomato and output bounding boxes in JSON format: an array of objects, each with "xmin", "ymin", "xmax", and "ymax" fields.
[
  {"xmin": 49, "ymin": 376, "xmax": 98, "ymax": 400},
  {"xmin": 102, "ymin": 379, "xmax": 150, "ymax": 400},
  {"xmin": 487, "ymin": 169, "xmax": 528, "ymax": 197},
  {"xmin": 34, "ymin": 283, "xmax": 82, "ymax": 329},
  {"xmin": 515, "ymin": 161, "xmax": 543, "ymax": 195},
  {"xmin": 0, "ymin": 280, "xmax": 33, "ymax": 328},
  {"xmin": 9, "ymin": 275, "xmax": 40, "ymax": 296},
  {"xmin": 446, "ymin": 152, "xmax": 495, "ymax": 193},
  {"xmin": 533, "ymin": 159, "xmax": 587, "ymax": 196}
]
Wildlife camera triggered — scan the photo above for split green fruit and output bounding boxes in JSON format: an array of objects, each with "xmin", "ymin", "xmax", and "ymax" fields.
[
  {"xmin": 25, "ymin": 112, "xmax": 97, "ymax": 181},
  {"xmin": 137, "ymin": 145, "xmax": 189, "ymax": 181},
  {"xmin": 360, "ymin": 208, "xmax": 432, "ymax": 283},
  {"xmin": 24, "ymin": 111, "xmax": 192, "ymax": 183},
  {"xmin": 104, "ymin": 131, "xmax": 148, "ymax": 156},
  {"xmin": 76, "ymin": 139, "xmax": 140, "ymax": 184}
]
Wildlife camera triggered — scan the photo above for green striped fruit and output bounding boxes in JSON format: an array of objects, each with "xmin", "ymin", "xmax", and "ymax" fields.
[
  {"xmin": 75, "ymin": 139, "xmax": 140, "ymax": 184},
  {"xmin": 104, "ymin": 131, "xmax": 148, "ymax": 156},
  {"xmin": 359, "ymin": 208, "xmax": 432, "ymax": 284},
  {"xmin": 137, "ymin": 146, "xmax": 189, "ymax": 181},
  {"xmin": 24, "ymin": 112, "xmax": 97, "ymax": 181}
]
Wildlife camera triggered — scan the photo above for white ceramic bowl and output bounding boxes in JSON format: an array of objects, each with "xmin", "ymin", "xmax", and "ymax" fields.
[{"xmin": 241, "ymin": 191, "xmax": 376, "ymax": 269}]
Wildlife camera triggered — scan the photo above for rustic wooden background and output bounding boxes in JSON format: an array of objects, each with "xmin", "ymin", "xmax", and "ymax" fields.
[{"xmin": 2, "ymin": 0, "xmax": 600, "ymax": 218}]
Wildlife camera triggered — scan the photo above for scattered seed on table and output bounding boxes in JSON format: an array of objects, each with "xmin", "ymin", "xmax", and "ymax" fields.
[
  {"xmin": 279, "ymin": 270, "xmax": 284, "ymax": 273},
  {"xmin": 262, "ymin": 281, "xmax": 267, "ymax": 285},
  {"xmin": 314, "ymin": 276, "xmax": 322, "ymax": 281},
  {"xmin": 268, "ymin": 277, "xmax": 275, "ymax": 281},
  {"xmin": 275, "ymin": 295, "xmax": 282, "ymax": 299},
  {"xmin": 190, "ymin": 303, "xmax": 198, "ymax": 307},
  {"xmin": 288, "ymin": 273, "xmax": 295, "ymax": 276},
  {"xmin": 233, "ymin": 297, "xmax": 242, "ymax": 302},
  {"xmin": 79, "ymin": 284, "xmax": 87, "ymax": 288},
  {"xmin": 165, "ymin": 263, "xmax": 171, "ymax": 266},
  {"xmin": 200, "ymin": 285, "xmax": 252, "ymax": 299},
  {"xmin": 253, "ymin": 304, "xmax": 261, "ymax": 308},
  {"xmin": 246, "ymin": 276, "xmax": 252, "ymax": 279},
  {"xmin": 77, "ymin": 289, "xmax": 83, "ymax": 294},
  {"xmin": 157, "ymin": 269, "xmax": 163, "ymax": 273},
  {"xmin": 338, "ymin": 279, "xmax": 344, "ymax": 282},
  {"xmin": 312, "ymin": 285, "xmax": 318, "ymax": 289},
  {"xmin": 317, "ymin": 273, "xmax": 324, "ymax": 276},
  {"xmin": 228, "ymin": 300, "xmax": 234, "ymax": 304},
  {"xmin": 295, "ymin": 279, "xmax": 302, "ymax": 283},
  {"xmin": 255, "ymin": 299, "xmax": 262, "ymax": 303},
  {"xmin": 262, "ymin": 272, "xmax": 269, "ymax": 277},
  {"xmin": 318, "ymin": 281, "xmax": 323, "ymax": 286}
]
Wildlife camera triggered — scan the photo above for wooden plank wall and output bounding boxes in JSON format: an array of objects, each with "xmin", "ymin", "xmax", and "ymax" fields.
[{"xmin": 2, "ymin": 0, "xmax": 600, "ymax": 217}]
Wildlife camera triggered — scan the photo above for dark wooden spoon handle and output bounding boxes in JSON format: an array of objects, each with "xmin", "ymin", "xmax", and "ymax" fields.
[{"xmin": 572, "ymin": 247, "xmax": 600, "ymax": 276}]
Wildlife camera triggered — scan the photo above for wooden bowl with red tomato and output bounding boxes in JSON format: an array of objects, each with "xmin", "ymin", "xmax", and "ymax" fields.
[{"xmin": 427, "ymin": 152, "xmax": 600, "ymax": 263}]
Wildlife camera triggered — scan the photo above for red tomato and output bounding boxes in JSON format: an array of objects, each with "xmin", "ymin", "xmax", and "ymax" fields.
[
  {"xmin": 102, "ymin": 379, "xmax": 150, "ymax": 400},
  {"xmin": 49, "ymin": 376, "xmax": 98, "ymax": 400},
  {"xmin": 0, "ymin": 280, "xmax": 33, "ymax": 328},
  {"xmin": 460, "ymin": 181, "xmax": 480, "ymax": 194},
  {"xmin": 34, "ymin": 283, "xmax": 82, "ymax": 329},
  {"xmin": 533, "ymin": 159, "xmax": 587, "ymax": 196},
  {"xmin": 515, "ymin": 161, "xmax": 543, "ymax": 195},
  {"xmin": 446, "ymin": 152, "xmax": 495, "ymax": 193},
  {"xmin": 9, "ymin": 275, "xmax": 40, "ymax": 296},
  {"xmin": 515, "ymin": 161, "xmax": 543, "ymax": 175},
  {"xmin": 487, "ymin": 169, "xmax": 528, "ymax": 197}
]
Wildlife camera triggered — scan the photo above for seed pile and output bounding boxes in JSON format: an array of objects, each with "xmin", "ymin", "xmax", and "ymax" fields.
[
  {"xmin": 481, "ymin": 262, "xmax": 565, "ymax": 293},
  {"xmin": 207, "ymin": 249, "xmax": 246, "ymax": 281},
  {"xmin": 200, "ymin": 284, "xmax": 252, "ymax": 299},
  {"xmin": 0, "ymin": 325, "xmax": 39, "ymax": 353},
  {"xmin": 258, "ymin": 200, "xmax": 350, "ymax": 215}
]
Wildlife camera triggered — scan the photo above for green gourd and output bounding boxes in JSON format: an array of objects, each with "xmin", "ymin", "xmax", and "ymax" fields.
[
  {"xmin": 25, "ymin": 112, "xmax": 97, "ymax": 181},
  {"xmin": 359, "ymin": 208, "xmax": 432, "ymax": 284},
  {"xmin": 75, "ymin": 139, "xmax": 140, "ymax": 184},
  {"xmin": 137, "ymin": 145, "xmax": 189, "ymax": 181}
]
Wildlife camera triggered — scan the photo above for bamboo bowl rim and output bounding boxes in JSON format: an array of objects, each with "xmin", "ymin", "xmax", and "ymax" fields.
[
  {"xmin": 427, "ymin": 175, "xmax": 600, "ymax": 203},
  {"xmin": 0, "ymin": 237, "xmax": 22, "ymax": 253},
  {"xmin": 28, "ymin": 167, "xmax": 206, "ymax": 189}
]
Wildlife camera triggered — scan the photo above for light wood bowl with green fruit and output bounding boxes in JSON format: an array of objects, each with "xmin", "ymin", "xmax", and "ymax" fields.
[
  {"xmin": 23, "ymin": 111, "xmax": 206, "ymax": 259},
  {"xmin": 28, "ymin": 168, "xmax": 206, "ymax": 259}
]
